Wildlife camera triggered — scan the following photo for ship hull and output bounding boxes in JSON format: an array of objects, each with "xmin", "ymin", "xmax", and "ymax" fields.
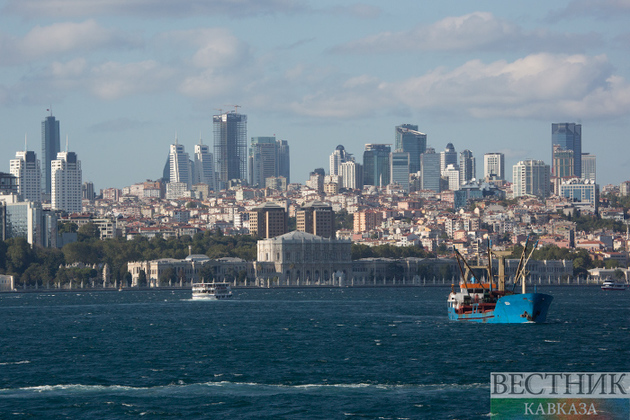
[{"xmin": 448, "ymin": 293, "xmax": 553, "ymax": 324}]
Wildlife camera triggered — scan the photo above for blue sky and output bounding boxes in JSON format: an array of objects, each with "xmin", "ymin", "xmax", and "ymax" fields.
[{"xmin": 1, "ymin": 0, "xmax": 630, "ymax": 191}]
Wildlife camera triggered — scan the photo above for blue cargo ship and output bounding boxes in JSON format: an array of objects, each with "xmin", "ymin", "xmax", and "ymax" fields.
[{"xmin": 447, "ymin": 239, "xmax": 553, "ymax": 323}]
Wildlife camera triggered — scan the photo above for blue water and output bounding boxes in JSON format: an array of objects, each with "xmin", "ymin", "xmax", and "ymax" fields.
[{"xmin": 0, "ymin": 287, "xmax": 627, "ymax": 419}]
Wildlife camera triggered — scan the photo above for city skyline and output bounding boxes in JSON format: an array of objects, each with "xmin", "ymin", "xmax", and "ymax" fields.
[{"xmin": 1, "ymin": 1, "xmax": 630, "ymax": 190}]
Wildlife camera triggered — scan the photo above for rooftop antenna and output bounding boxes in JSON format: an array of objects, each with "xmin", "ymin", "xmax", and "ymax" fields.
[
  {"xmin": 65, "ymin": 135, "xmax": 69, "ymax": 152},
  {"xmin": 175, "ymin": 132, "xmax": 178, "ymax": 145},
  {"xmin": 24, "ymin": 133, "xmax": 27, "ymax": 151},
  {"xmin": 199, "ymin": 131, "xmax": 203, "ymax": 145}
]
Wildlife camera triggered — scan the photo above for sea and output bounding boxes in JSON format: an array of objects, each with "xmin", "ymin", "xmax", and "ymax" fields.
[{"xmin": 0, "ymin": 286, "xmax": 627, "ymax": 419}]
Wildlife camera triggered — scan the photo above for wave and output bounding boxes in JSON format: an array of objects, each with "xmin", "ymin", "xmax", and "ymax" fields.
[
  {"xmin": 0, "ymin": 360, "xmax": 30, "ymax": 366},
  {"xmin": 0, "ymin": 380, "xmax": 487, "ymax": 396}
]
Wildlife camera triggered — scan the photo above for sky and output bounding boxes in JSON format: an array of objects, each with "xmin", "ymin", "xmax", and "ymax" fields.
[{"xmin": 1, "ymin": 0, "xmax": 630, "ymax": 191}]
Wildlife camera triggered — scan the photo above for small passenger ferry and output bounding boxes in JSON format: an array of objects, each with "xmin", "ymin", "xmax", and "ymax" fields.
[
  {"xmin": 601, "ymin": 279, "xmax": 627, "ymax": 291},
  {"xmin": 192, "ymin": 282, "xmax": 233, "ymax": 300}
]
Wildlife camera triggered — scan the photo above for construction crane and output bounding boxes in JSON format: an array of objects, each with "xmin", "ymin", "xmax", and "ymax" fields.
[{"xmin": 224, "ymin": 104, "xmax": 241, "ymax": 113}]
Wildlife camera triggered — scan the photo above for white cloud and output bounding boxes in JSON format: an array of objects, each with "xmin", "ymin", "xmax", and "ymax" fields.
[
  {"xmin": 89, "ymin": 60, "xmax": 175, "ymax": 100},
  {"xmin": 289, "ymin": 53, "xmax": 630, "ymax": 120},
  {"xmin": 3, "ymin": 0, "xmax": 307, "ymax": 18},
  {"xmin": 0, "ymin": 20, "xmax": 140, "ymax": 65},
  {"xmin": 548, "ymin": 0, "xmax": 630, "ymax": 20},
  {"xmin": 333, "ymin": 12, "xmax": 601, "ymax": 54}
]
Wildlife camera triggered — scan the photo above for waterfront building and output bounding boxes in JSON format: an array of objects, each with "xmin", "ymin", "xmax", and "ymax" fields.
[
  {"xmin": 581, "ymin": 153, "xmax": 596, "ymax": 182},
  {"xmin": 214, "ymin": 111, "xmax": 247, "ymax": 188},
  {"xmin": 559, "ymin": 178, "xmax": 599, "ymax": 213},
  {"xmin": 390, "ymin": 152, "xmax": 410, "ymax": 192},
  {"xmin": 296, "ymin": 201, "xmax": 335, "ymax": 239},
  {"xmin": 51, "ymin": 151, "xmax": 82, "ymax": 213},
  {"xmin": 552, "ymin": 123, "xmax": 582, "ymax": 178},
  {"xmin": 484, "ymin": 152, "xmax": 505, "ymax": 180},
  {"xmin": 459, "ymin": 149, "xmax": 476, "ymax": 185},
  {"xmin": 363, "ymin": 144, "xmax": 391, "ymax": 188},
  {"xmin": 0, "ymin": 200, "xmax": 57, "ymax": 247},
  {"xmin": 169, "ymin": 141, "xmax": 192, "ymax": 189},
  {"xmin": 10, "ymin": 151, "xmax": 41, "ymax": 202},
  {"xmin": 395, "ymin": 124, "xmax": 426, "ymax": 174},
  {"xmin": 512, "ymin": 159, "xmax": 550, "ymax": 198},
  {"xmin": 249, "ymin": 202, "xmax": 288, "ymax": 239},
  {"xmin": 256, "ymin": 231, "xmax": 352, "ymax": 286},
  {"xmin": 194, "ymin": 141, "xmax": 216, "ymax": 190},
  {"xmin": 440, "ymin": 143, "xmax": 458, "ymax": 175},
  {"xmin": 420, "ymin": 148, "xmax": 441, "ymax": 192},
  {"xmin": 41, "ymin": 114, "xmax": 60, "ymax": 197},
  {"xmin": 340, "ymin": 161, "xmax": 363, "ymax": 190}
]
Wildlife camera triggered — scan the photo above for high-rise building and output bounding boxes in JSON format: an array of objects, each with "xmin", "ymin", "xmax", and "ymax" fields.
[
  {"xmin": 82, "ymin": 181, "xmax": 95, "ymax": 200},
  {"xmin": 420, "ymin": 148, "xmax": 441, "ymax": 192},
  {"xmin": 51, "ymin": 151, "xmax": 82, "ymax": 213},
  {"xmin": 41, "ymin": 114, "xmax": 60, "ymax": 197},
  {"xmin": 559, "ymin": 178, "xmax": 598, "ymax": 213},
  {"xmin": 390, "ymin": 152, "xmax": 410, "ymax": 192},
  {"xmin": 296, "ymin": 201, "xmax": 335, "ymax": 238},
  {"xmin": 581, "ymin": 153, "xmax": 596, "ymax": 182},
  {"xmin": 194, "ymin": 140, "xmax": 216, "ymax": 190},
  {"xmin": 249, "ymin": 202, "xmax": 288, "ymax": 239},
  {"xmin": 329, "ymin": 145, "xmax": 352, "ymax": 176},
  {"xmin": 1, "ymin": 200, "xmax": 57, "ymax": 247},
  {"xmin": 214, "ymin": 111, "xmax": 247, "ymax": 188},
  {"xmin": 552, "ymin": 123, "xmax": 582, "ymax": 178},
  {"xmin": 363, "ymin": 144, "xmax": 391, "ymax": 187},
  {"xmin": 169, "ymin": 141, "xmax": 192, "ymax": 189},
  {"xmin": 249, "ymin": 136, "xmax": 278, "ymax": 188},
  {"xmin": 551, "ymin": 145, "xmax": 574, "ymax": 178},
  {"xmin": 443, "ymin": 164, "xmax": 460, "ymax": 191},
  {"xmin": 459, "ymin": 149, "xmax": 476, "ymax": 185},
  {"xmin": 0, "ymin": 172, "xmax": 18, "ymax": 196},
  {"xmin": 512, "ymin": 159, "xmax": 550, "ymax": 198},
  {"xmin": 483, "ymin": 152, "xmax": 505, "ymax": 180},
  {"xmin": 340, "ymin": 161, "xmax": 363, "ymax": 190},
  {"xmin": 306, "ymin": 170, "xmax": 324, "ymax": 192},
  {"xmin": 440, "ymin": 143, "xmax": 458, "ymax": 175},
  {"xmin": 395, "ymin": 124, "xmax": 426, "ymax": 174},
  {"xmin": 277, "ymin": 140, "xmax": 290, "ymax": 184},
  {"xmin": 10, "ymin": 150, "xmax": 41, "ymax": 202}
]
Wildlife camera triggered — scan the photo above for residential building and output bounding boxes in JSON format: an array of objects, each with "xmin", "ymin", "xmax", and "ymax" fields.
[
  {"xmin": 249, "ymin": 202, "xmax": 288, "ymax": 238},
  {"xmin": 296, "ymin": 201, "xmax": 335, "ymax": 238},
  {"xmin": 395, "ymin": 124, "xmax": 426, "ymax": 174},
  {"xmin": 82, "ymin": 181, "xmax": 94, "ymax": 200},
  {"xmin": 552, "ymin": 123, "xmax": 582, "ymax": 178},
  {"xmin": 329, "ymin": 145, "xmax": 352, "ymax": 176},
  {"xmin": 363, "ymin": 144, "xmax": 391, "ymax": 188},
  {"xmin": 214, "ymin": 111, "xmax": 247, "ymax": 188},
  {"xmin": 340, "ymin": 161, "xmax": 363, "ymax": 190},
  {"xmin": 353, "ymin": 210, "xmax": 383, "ymax": 233},
  {"xmin": 581, "ymin": 153, "xmax": 596, "ymax": 182},
  {"xmin": 51, "ymin": 151, "xmax": 82, "ymax": 213},
  {"xmin": 10, "ymin": 150, "xmax": 41, "ymax": 202},
  {"xmin": 41, "ymin": 114, "xmax": 60, "ymax": 197},
  {"xmin": 169, "ymin": 141, "xmax": 192, "ymax": 189},
  {"xmin": 443, "ymin": 164, "xmax": 460, "ymax": 191},
  {"xmin": 512, "ymin": 159, "xmax": 550, "ymax": 198}
]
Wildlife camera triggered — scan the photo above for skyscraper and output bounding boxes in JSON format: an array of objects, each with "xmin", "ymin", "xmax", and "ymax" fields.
[
  {"xmin": 440, "ymin": 143, "xmax": 457, "ymax": 175},
  {"xmin": 169, "ymin": 140, "xmax": 192, "ymax": 189},
  {"xmin": 395, "ymin": 124, "xmax": 426, "ymax": 174},
  {"xmin": 329, "ymin": 145, "xmax": 352, "ymax": 176},
  {"xmin": 483, "ymin": 152, "xmax": 505, "ymax": 180},
  {"xmin": 390, "ymin": 152, "xmax": 410, "ymax": 192},
  {"xmin": 51, "ymin": 151, "xmax": 82, "ymax": 213},
  {"xmin": 41, "ymin": 114, "xmax": 60, "ymax": 196},
  {"xmin": 552, "ymin": 145, "xmax": 574, "ymax": 178},
  {"xmin": 10, "ymin": 150, "xmax": 41, "ymax": 202},
  {"xmin": 214, "ymin": 111, "xmax": 247, "ymax": 188},
  {"xmin": 459, "ymin": 149, "xmax": 476, "ymax": 185},
  {"xmin": 552, "ymin": 123, "xmax": 582, "ymax": 178},
  {"xmin": 194, "ymin": 141, "xmax": 216, "ymax": 190},
  {"xmin": 363, "ymin": 144, "xmax": 391, "ymax": 187},
  {"xmin": 340, "ymin": 161, "xmax": 363, "ymax": 190},
  {"xmin": 512, "ymin": 159, "xmax": 550, "ymax": 198},
  {"xmin": 249, "ymin": 137, "xmax": 278, "ymax": 188},
  {"xmin": 420, "ymin": 148, "xmax": 441, "ymax": 192},
  {"xmin": 277, "ymin": 140, "xmax": 290, "ymax": 184},
  {"xmin": 581, "ymin": 153, "xmax": 596, "ymax": 182}
]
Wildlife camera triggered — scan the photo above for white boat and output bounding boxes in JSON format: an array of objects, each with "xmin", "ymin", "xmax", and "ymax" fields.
[
  {"xmin": 601, "ymin": 279, "xmax": 627, "ymax": 291},
  {"xmin": 192, "ymin": 282, "xmax": 233, "ymax": 300}
]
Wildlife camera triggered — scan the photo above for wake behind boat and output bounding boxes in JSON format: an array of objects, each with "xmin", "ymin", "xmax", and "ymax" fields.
[
  {"xmin": 447, "ymin": 238, "xmax": 553, "ymax": 323},
  {"xmin": 192, "ymin": 282, "xmax": 233, "ymax": 300}
]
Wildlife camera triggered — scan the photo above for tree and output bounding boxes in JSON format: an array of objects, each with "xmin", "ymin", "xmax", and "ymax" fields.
[
  {"xmin": 5, "ymin": 238, "xmax": 35, "ymax": 276},
  {"xmin": 137, "ymin": 270, "xmax": 147, "ymax": 287},
  {"xmin": 78, "ymin": 222, "xmax": 101, "ymax": 242},
  {"xmin": 159, "ymin": 267, "xmax": 176, "ymax": 285}
]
